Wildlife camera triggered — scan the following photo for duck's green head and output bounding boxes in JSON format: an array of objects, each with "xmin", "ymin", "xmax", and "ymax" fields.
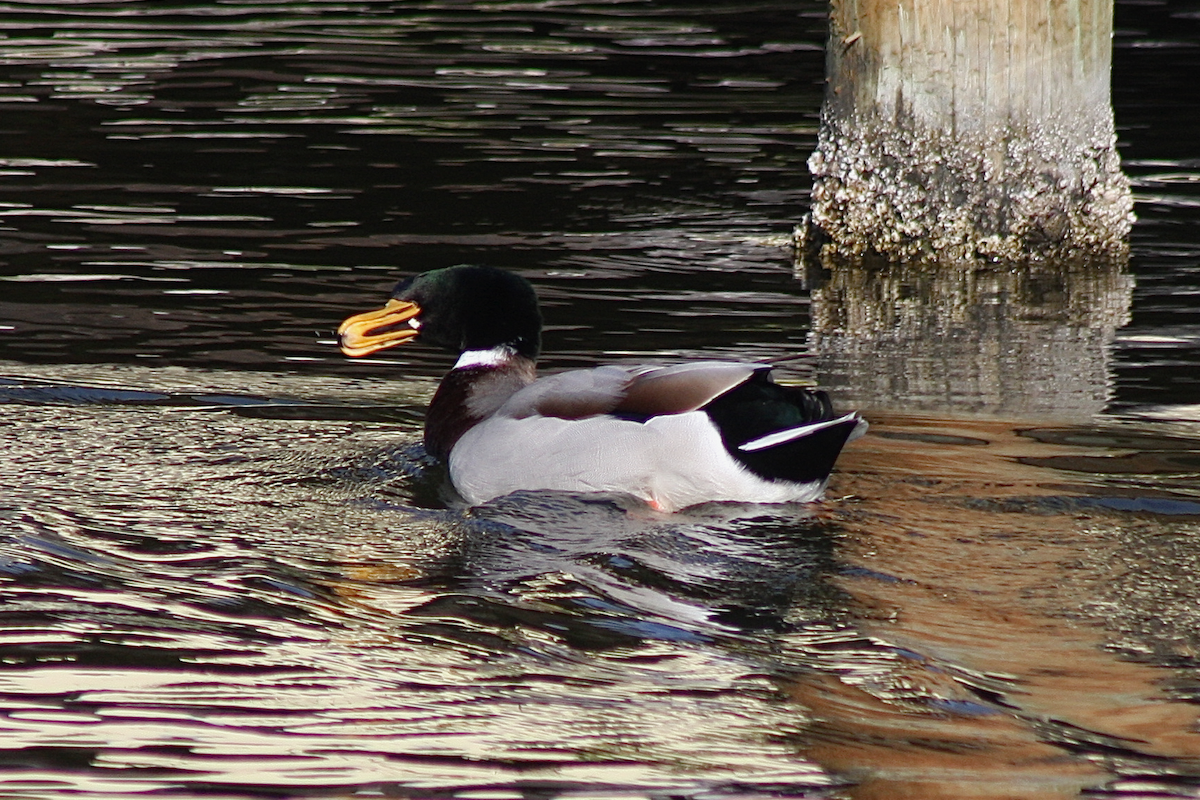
[{"xmin": 339, "ymin": 265, "xmax": 542, "ymax": 360}]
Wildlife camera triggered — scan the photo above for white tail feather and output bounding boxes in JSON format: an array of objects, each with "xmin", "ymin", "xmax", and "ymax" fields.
[{"xmin": 737, "ymin": 412, "xmax": 863, "ymax": 453}]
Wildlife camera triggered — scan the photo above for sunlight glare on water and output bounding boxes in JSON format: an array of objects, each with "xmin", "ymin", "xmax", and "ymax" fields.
[{"xmin": 3, "ymin": 365, "xmax": 1200, "ymax": 797}]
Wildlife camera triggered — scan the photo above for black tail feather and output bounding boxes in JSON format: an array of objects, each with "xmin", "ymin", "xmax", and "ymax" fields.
[
  {"xmin": 703, "ymin": 369, "xmax": 858, "ymax": 484},
  {"xmin": 734, "ymin": 414, "xmax": 860, "ymax": 484}
]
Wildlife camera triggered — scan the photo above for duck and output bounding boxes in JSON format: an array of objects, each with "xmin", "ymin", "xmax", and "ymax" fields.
[{"xmin": 338, "ymin": 264, "xmax": 865, "ymax": 512}]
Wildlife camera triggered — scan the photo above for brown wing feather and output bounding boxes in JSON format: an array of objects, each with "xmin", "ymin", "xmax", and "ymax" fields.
[
  {"xmin": 616, "ymin": 362, "xmax": 757, "ymax": 416},
  {"xmin": 502, "ymin": 366, "xmax": 633, "ymax": 420},
  {"xmin": 499, "ymin": 362, "xmax": 759, "ymax": 421}
]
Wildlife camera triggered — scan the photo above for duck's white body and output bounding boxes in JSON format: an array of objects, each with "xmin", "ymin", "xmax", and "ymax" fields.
[
  {"xmin": 445, "ymin": 360, "xmax": 862, "ymax": 512},
  {"xmin": 451, "ymin": 407, "xmax": 831, "ymax": 512}
]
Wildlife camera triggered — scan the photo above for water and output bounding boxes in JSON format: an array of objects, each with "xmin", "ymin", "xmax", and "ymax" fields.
[{"xmin": 1, "ymin": 1, "xmax": 1200, "ymax": 797}]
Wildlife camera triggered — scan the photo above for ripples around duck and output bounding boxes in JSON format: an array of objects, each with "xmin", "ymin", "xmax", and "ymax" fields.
[{"xmin": 3, "ymin": 364, "xmax": 1200, "ymax": 797}]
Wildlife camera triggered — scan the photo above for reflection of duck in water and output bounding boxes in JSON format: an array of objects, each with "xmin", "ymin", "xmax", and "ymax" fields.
[{"xmin": 339, "ymin": 265, "xmax": 865, "ymax": 512}]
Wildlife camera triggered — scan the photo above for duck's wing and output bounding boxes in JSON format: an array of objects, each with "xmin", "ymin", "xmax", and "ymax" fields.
[
  {"xmin": 617, "ymin": 362, "xmax": 758, "ymax": 416},
  {"xmin": 498, "ymin": 362, "xmax": 758, "ymax": 420},
  {"xmin": 498, "ymin": 365, "xmax": 635, "ymax": 420}
]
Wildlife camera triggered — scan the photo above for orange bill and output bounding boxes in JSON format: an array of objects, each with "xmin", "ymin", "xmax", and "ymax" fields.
[{"xmin": 338, "ymin": 299, "xmax": 421, "ymax": 357}]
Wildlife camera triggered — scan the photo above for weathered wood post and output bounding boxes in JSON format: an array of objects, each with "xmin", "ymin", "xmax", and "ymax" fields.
[{"xmin": 802, "ymin": 0, "xmax": 1133, "ymax": 264}]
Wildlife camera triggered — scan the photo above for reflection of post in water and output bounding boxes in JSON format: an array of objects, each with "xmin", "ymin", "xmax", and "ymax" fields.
[
  {"xmin": 804, "ymin": 255, "xmax": 1133, "ymax": 416},
  {"xmin": 800, "ymin": 0, "xmax": 1133, "ymax": 264}
]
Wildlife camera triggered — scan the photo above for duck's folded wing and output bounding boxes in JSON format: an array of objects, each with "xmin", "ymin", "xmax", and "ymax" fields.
[
  {"xmin": 617, "ymin": 362, "xmax": 758, "ymax": 415},
  {"xmin": 499, "ymin": 365, "xmax": 635, "ymax": 419},
  {"xmin": 498, "ymin": 361, "xmax": 759, "ymax": 421}
]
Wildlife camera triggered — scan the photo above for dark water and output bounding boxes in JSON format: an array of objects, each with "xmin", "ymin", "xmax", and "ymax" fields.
[{"xmin": 2, "ymin": 1, "xmax": 1200, "ymax": 798}]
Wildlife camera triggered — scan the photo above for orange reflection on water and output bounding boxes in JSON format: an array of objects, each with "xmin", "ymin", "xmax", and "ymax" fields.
[{"xmin": 788, "ymin": 414, "xmax": 1200, "ymax": 797}]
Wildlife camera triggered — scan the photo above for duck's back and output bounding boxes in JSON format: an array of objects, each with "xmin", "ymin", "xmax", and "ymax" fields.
[{"xmin": 445, "ymin": 362, "xmax": 864, "ymax": 512}]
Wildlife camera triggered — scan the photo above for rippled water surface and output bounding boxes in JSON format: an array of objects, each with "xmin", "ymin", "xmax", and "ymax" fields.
[{"xmin": 2, "ymin": 1, "xmax": 1200, "ymax": 798}]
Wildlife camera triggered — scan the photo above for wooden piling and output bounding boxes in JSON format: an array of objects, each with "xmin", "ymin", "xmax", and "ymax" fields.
[{"xmin": 803, "ymin": 0, "xmax": 1133, "ymax": 265}]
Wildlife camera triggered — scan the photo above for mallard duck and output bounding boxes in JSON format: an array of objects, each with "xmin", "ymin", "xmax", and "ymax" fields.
[{"xmin": 338, "ymin": 265, "xmax": 865, "ymax": 512}]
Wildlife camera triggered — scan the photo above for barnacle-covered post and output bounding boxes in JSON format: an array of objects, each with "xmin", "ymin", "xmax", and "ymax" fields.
[{"xmin": 802, "ymin": 0, "xmax": 1133, "ymax": 264}]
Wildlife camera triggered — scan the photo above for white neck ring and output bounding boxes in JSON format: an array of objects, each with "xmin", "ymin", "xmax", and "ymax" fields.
[{"xmin": 453, "ymin": 346, "xmax": 516, "ymax": 370}]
